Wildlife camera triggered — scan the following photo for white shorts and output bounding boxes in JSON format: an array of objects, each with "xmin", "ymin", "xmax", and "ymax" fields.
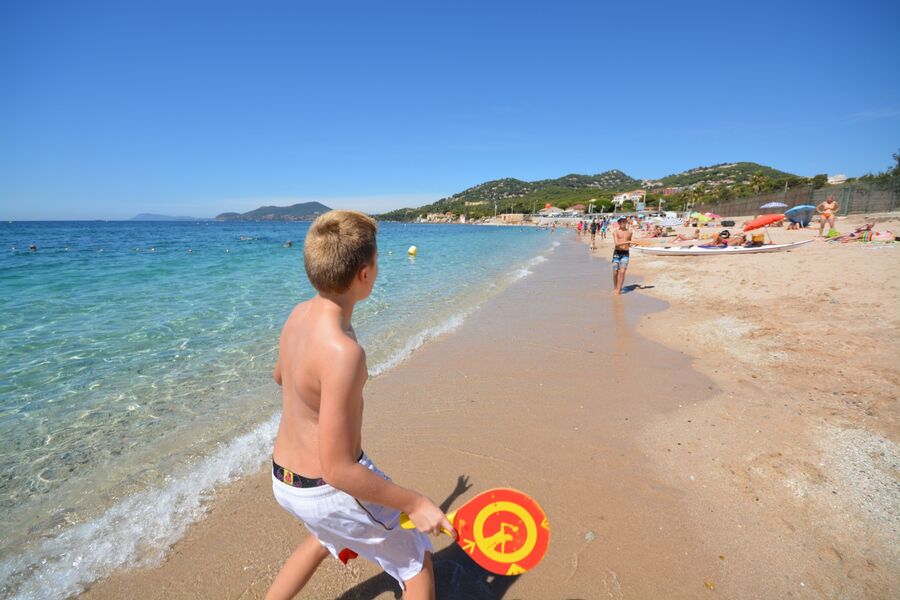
[{"xmin": 271, "ymin": 453, "xmax": 433, "ymax": 587}]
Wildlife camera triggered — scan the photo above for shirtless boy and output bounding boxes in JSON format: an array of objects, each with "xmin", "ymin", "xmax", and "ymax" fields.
[
  {"xmin": 612, "ymin": 217, "xmax": 635, "ymax": 295},
  {"xmin": 267, "ymin": 211, "xmax": 452, "ymax": 600}
]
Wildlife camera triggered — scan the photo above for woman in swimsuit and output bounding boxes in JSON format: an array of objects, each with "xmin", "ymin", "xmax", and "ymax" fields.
[
  {"xmin": 672, "ymin": 228, "xmax": 700, "ymax": 243},
  {"xmin": 695, "ymin": 230, "xmax": 731, "ymax": 248},
  {"xmin": 817, "ymin": 195, "xmax": 839, "ymax": 237}
]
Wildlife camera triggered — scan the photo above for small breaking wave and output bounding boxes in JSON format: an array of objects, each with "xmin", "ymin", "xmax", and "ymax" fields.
[
  {"xmin": 0, "ymin": 241, "xmax": 557, "ymax": 599},
  {"xmin": 507, "ymin": 254, "xmax": 548, "ymax": 282},
  {"xmin": 0, "ymin": 415, "xmax": 280, "ymax": 600},
  {"xmin": 368, "ymin": 311, "xmax": 471, "ymax": 377}
]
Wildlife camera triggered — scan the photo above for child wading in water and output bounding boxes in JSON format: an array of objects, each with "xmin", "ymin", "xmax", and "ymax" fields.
[{"xmin": 267, "ymin": 211, "xmax": 453, "ymax": 599}]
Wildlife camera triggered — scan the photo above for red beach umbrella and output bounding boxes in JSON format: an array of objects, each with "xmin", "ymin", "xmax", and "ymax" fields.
[{"xmin": 743, "ymin": 214, "xmax": 785, "ymax": 232}]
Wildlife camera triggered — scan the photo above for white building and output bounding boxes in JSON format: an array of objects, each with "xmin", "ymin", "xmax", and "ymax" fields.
[
  {"xmin": 612, "ymin": 189, "xmax": 646, "ymax": 204},
  {"xmin": 827, "ymin": 174, "xmax": 847, "ymax": 185}
]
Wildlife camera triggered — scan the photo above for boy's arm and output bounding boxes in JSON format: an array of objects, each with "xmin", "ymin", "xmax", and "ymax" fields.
[{"xmin": 318, "ymin": 343, "xmax": 453, "ymax": 537}]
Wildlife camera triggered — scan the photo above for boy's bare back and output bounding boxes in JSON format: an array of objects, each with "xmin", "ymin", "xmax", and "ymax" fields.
[
  {"xmin": 266, "ymin": 210, "xmax": 450, "ymax": 600},
  {"xmin": 272, "ymin": 297, "xmax": 365, "ymax": 479}
]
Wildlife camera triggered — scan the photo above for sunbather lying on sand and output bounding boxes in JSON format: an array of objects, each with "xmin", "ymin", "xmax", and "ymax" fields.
[
  {"xmin": 672, "ymin": 229, "xmax": 700, "ymax": 243},
  {"xmin": 695, "ymin": 230, "xmax": 730, "ymax": 248},
  {"xmin": 690, "ymin": 230, "xmax": 748, "ymax": 249},
  {"xmin": 641, "ymin": 225, "xmax": 666, "ymax": 239},
  {"xmin": 829, "ymin": 222, "xmax": 874, "ymax": 243},
  {"xmin": 726, "ymin": 233, "xmax": 748, "ymax": 246}
]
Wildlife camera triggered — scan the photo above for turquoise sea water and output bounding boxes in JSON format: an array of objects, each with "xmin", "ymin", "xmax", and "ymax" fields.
[{"xmin": 0, "ymin": 220, "xmax": 554, "ymax": 599}]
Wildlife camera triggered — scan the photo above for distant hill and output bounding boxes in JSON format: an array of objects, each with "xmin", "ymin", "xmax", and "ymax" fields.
[
  {"xmin": 378, "ymin": 162, "xmax": 803, "ymax": 220},
  {"xmin": 378, "ymin": 170, "xmax": 640, "ymax": 221},
  {"xmin": 653, "ymin": 162, "xmax": 799, "ymax": 188},
  {"xmin": 130, "ymin": 213, "xmax": 208, "ymax": 221},
  {"xmin": 215, "ymin": 202, "xmax": 332, "ymax": 222}
]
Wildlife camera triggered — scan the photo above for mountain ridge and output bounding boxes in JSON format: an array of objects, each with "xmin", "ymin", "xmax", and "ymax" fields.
[
  {"xmin": 377, "ymin": 162, "xmax": 802, "ymax": 220},
  {"xmin": 130, "ymin": 213, "xmax": 209, "ymax": 221},
  {"xmin": 215, "ymin": 202, "xmax": 332, "ymax": 221}
]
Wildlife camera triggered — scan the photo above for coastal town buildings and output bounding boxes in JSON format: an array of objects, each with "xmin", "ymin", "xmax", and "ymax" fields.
[
  {"xmin": 422, "ymin": 211, "xmax": 457, "ymax": 223},
  {"xmin": 613, "ymin": 189, "xmax": 646, "ymax": 204},
  {"xmin": 662, "ymin": 186, "xmax": 686, "ymax": 196},
  {"xmin": 499, "ymin": 213, "xmax": 525, "ymax": 224}
]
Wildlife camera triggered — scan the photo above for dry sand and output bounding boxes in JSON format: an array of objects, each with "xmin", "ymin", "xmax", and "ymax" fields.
[
  {"xmin": 81, "ymin": 214, "xmax": 899, "ymax": 599},
  {"xmin": 587, "ymin": 212, "xmax": 900, "ymax": 598}
]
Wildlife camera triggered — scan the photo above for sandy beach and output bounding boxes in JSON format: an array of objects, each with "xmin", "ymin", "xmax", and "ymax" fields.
[{"xmin": 80, "ymin": 215, "xmax": 899, "ymax": 599}]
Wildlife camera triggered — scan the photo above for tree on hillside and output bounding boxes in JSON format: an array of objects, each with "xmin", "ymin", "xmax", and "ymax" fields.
[
  {"xmin": 717, "ymin": 184, "xmax": 734, "ymax": 203},
  {"xmin": 811, "ymin": 174, "xmax": 828, "ymax": 189},
  {"xmin": 750, "ymin": 172, "xmax": 768, "ymax": 193},
  {"xmin": 680, "ymin": 186, "xmax": 701, "ymax": 211}
]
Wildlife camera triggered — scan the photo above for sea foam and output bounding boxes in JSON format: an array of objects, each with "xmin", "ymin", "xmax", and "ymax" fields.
[
  {"xmin": 0, "ymin": 223, "xmax": 555, "ymax": 599},
  {"xmin": 0, "ymin": 415, "xmax": 279, "ymax": 600}
]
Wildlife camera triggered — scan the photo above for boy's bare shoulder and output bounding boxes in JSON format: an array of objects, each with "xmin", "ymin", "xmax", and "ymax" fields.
[
  {"xmin": 281, "ymin": 300, "xmax": 366, "ymax": 374},
  {"xmin": 321, "ymin": 332, "xmax": 366, "ymax": 371},
  {"xmin": 281, "ymin": 299, "xmax": 312, "ymax": 331}
]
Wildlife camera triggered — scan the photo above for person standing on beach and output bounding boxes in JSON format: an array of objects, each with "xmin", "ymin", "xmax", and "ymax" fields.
[
  {"xmin": 600, "ymin": 218, "xmax": 608, "ymax": 240},
  {"xmin": 817, "ymin": 195, "xmax": 839, "ymax": 237},
  {"xmin": 589, "ymin": 219, "xmax": 598, "ymax": 249},
  {"xmin": 612, "ymin": 217, "xmax": 635, "ymax": 295},
  {"xmin": 266, "ymin": 211, "xmax": 452, "ymax": 600}
]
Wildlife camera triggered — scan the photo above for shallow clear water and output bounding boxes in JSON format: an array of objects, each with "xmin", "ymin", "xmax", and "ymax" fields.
[{"xmin": 0, "ymin": 220, "xmax": 553, "ymax": 599}]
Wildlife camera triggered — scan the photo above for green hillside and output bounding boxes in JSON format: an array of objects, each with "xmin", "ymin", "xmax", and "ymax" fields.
[
  {"xmin": 378, "ymin": 162, "xmax": 806, "ymax": 220},
  {"xmin": 378, "ymin": 170, "xmax": 639, "ymax": 221},
  {"xmin": 656, "ymin": 162, "xmax": 799, "ymax": 187},
  {"xmin": 215, "ymin": 202, "xmax": 331, "ymax": 221}
]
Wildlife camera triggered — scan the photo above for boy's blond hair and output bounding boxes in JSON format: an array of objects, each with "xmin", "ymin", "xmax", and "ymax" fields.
[{"xmin": 304, "ymin": 210, "xmax": 377, "ymax": 293}]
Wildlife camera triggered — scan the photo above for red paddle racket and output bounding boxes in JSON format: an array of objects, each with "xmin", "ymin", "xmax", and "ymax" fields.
[{"xmin": 401, "ymin": 488, "xmax": 550, "ymax": 575}]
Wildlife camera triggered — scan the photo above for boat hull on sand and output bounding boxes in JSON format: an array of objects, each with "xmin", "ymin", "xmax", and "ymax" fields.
[{"xmin": 635, "ymin": 239, "xmax": 814, "ymax": 256}]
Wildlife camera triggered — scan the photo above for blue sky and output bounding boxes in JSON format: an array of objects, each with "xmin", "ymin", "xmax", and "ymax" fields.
[{"xmin": 2, "ymin": 0, "xmax": 898, "ymax": 219}]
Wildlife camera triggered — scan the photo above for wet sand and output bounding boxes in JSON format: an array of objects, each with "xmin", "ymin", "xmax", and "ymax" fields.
[{"xmin": 82, "ymin": 215, "xmax": 900, "ymax": 599}]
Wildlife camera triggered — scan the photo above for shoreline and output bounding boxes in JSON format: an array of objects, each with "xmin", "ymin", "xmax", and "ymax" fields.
[
  {"xmin": 0, "ymin": 223, "xmax": 555, "ymax": 600},
  {"xmin": 78, "ymin": 216, "xmax": 899, "ymax": 599},
  {"xmin": 80, "ymin": 235, "xmax": 725, "ymax": 599}
]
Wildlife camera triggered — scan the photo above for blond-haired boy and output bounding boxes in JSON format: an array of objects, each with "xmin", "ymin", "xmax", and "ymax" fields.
[{"xmin": 267, "ymin": 210, "xmax": 452, "ymax": 600}]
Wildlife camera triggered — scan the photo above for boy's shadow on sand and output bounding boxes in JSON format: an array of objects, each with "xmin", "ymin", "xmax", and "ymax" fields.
[
  {"xmin": 334, "ymin": 476, "xmax": 521, "ymax": 600},
  {"xmin": 622, "ymin": 284, "xmax": 654, "ymax": 294}
]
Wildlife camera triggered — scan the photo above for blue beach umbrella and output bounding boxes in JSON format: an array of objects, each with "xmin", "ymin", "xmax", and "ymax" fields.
[{"xmin": 784, "ymin": 204, "xmax": 816, "ymax": 227}]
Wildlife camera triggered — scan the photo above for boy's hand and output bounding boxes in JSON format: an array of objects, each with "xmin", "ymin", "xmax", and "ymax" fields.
[{"xmin": 408, "ymin": 495, "xmax": 456, "ymax": 539}]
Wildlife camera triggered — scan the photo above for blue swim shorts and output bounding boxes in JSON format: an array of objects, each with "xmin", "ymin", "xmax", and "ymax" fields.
[{"xmin": 612, "ymin": 254, "xmax": 629, "ymax": 270}]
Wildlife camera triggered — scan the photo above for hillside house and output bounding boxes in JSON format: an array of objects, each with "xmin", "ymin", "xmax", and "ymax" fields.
[{"xmin": 612, "ymin": 189, "xmax": 646, "ymax": 204}]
